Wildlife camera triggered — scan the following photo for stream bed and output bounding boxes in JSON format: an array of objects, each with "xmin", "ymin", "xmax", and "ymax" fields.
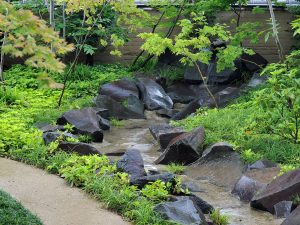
[{"xmin": 93, "ymin": 111, "xmax": 284, "ymax": 225}]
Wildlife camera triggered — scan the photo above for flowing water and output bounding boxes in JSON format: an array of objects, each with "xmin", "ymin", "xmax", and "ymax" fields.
[{"xmin": 93, "ymin": 111, "xmax": 284, "ymax": 225}]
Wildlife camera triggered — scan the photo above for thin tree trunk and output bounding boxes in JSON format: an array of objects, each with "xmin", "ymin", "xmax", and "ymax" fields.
[
  {"xmin": 131, "ymin": 11, "xmax": 166, "ymax": 69},
  {"xmin": 0, "ymin": 8, "xmax": 8, "ymax": 84},
  {"xmin": 58, "ymin": 0, "xmax": 111, "ymax": 106},
  {"xmin": 49, "ymin": 0, "xmax": 55, "ymax": 52},
  {"xmin": 62, "ymin": 2, "xmax": 66, "ymax": 40},
  {"xmin": 266, "ymin": 0, "xmax": 284, "ymax": 61}
]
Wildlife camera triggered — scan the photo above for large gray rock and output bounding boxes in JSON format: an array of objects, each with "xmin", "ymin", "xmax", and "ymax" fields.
[
  {"xmin": 172, "ymin": 87, "xmax": 241, "ymax": 120},
  {"xmin": 184, "ymin": 59, "xmax": 243, "ymax": 85},
  {"xmin": 117, "ymin": 149, "xmax": 146, "ymax": 179},
  {"xmin": 58, "ymin": 142, "xmax": 102, "ymax": 155},
  {"xmin": 241, "ymin": 52, "xmax": 268, "ymax": 72},
  {"xmin": 232, "ymin": 175, "xmax": 265, "ymax": 202},
  {"xmin": 188, "ymin": 194, "xmax": 214, "ymax": 214},
  {"xmin": 43, "ymin": 132, "xmax": 77, "ymax": 145},
  {"xmin": 149, "ymin": 124, "xmax": 173, "ymax": 140},
  {"xmin": 190, "ymin": 143, "xmax": 244, "ymax": 188},
  {"xmin": 40, "ymin": 124, "xmax": 65, "ymax": 133},
  {"xmin": 130, "ymin": 173, "xmax": 175, "ymax": 188},
  {"xmin": 251, "ymin": 169, "xmax": 300, "ymax": 214},
  {"xmin": 281, "ymin": 205, "xmax": 300, "ymax": 225},
  {"xmin": 274, "ymin": 201, "xmax": 293, "ymax": 218},
  {"xmin": 99, "ymin": 78, "xmax": 139, "ymax": 101},
  {"xmin": 155, "ymin": 109, "xmax": 179, "ymax": 118},
  {"xmin": 247, "ymin": 160, "xmax": 278, "ymax": 171},
  {"xmin": 57, "ymin": 107, "xmax": 104, "ymax": 142},
  {"xmin": 247, "ymin": 73, "xmax": 268, "ymax": 88},
  {"xmin": 137, "ymin": 78, "xmax": 173, "ymax": 110},
  {"xmin": 167, "ymin": 83, "xmax": 223, "ymax": 104},
  {"xmin": 155, "ymin": 127, "xmax": 205, "ymax": 165},
  {"xmin": 154, "ymin": 198, "xmax": 207, "ymax": 225},
  {"xmin": 149, "ymin": 124, "xmax": 185, "ymax": 149},
  {"xmin": 95, "ymin": 95, "xmax": 145, "ymax": 120}
]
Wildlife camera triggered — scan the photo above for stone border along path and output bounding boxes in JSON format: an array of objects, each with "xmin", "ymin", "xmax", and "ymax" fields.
[{"xmin": 0, "ymin": 157, "xmax": 130, "ymax": 225}]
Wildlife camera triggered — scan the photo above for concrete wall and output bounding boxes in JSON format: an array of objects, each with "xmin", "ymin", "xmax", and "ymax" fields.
[{"xmin": 91, "ymin": 8, "xmax": 296, "ymax": 64}]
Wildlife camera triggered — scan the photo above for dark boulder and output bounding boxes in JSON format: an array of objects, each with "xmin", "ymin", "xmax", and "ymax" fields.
[
  {"xmin": 137, "ymin": 78, "xmax": 173, "ymax": 110},
  {"xmin": 117, "ymin": 149, "xmax": 146, "ymax": 179},
  {"xmin": 172, "ymin": 87, "xmax": 241, "ymax": 120},
  {"xmin": 58, "ymin": 142, "xmax": 102, "ymax": 155},
  {"xmin": 155, "ymin": 109, "xmax": 179, "ymax": 118},
  {"xmin": 188, "ymin": 194, "xmax": 214, "ymax": 214},
  {"xmin": 184, "ymin": 59, "xmax": 243, "ymax": 85},
  {"xmin": 201, "ymin": 142, "xmax": 235, "ymax": 159},
  {"xmin": 274, "ymin": 201, "xmax": 293, "ymax": 218},
  {"xmin": 98, "ymin": 117, "xmax": 110, "ymax": 131},
  {"xmin": 167, "ymin": 83, "xmax": 223, "ymax": 104},
  {"xmin": 241, "ymin": 52, "xmax": 268, "ymax": 72},
  {"xmin": 247, "ymin": 73, "xmax": 268, "ymax": 88},
  {"xmin": 232, "ymin": 175, "xmax": 265, "ymax": 202},
  {"xmin": 99, "ymin": 78, "xmax": 139, "ymax": 101},
  {"xmin": 130, "ymin": 173, "xmax": 175, "ymax": 188},
  {"xmin": 182, "ymin": 182, "xmax": 203, "ymax": 193},
  {"xmin": 247, "ymin": 160, "xmax": 278, "ymax": 171},
  {"xmin": 95, "ymin": 95, "xmax": 145, "ymax": 120},
  {"xmin": 190, "ymin": 142, "xmax": 244, "ymax": 188},
  {"xmin": 40, "ymin": 124, "xmax": 65, "ymax": 133},
  {"xmin": 43, "ymin": 132, "xmax": 77, "ymax": 145},
  {"xmin": 184, "ymin": 61, "xmax": 209, "ymax": 84},
  {"xmin": 167, "ymin": 83, "xmax": 199, "ymax": 103},
  {"xmin": 149, "ymin": 124, "xmax": 173, "ymax": 140},
  {"xmin": 149, "ymin": 125, "xmax": 185, "ymax": 149},
  {"xmin": 251, "ymin": 169, "xmax": 300, "ymax": 214},
  {"xmin": 154, "ymin": 198, "xmax": 207, "ymax": 225},
  {"xmin": 57, "ymin": 107, "xmax": 104, "ymax": 142},
  {"xmin": 155, "ymin": 127, "xmax": 205, "ymax": 165},
  {"xmin": 205, "ymin": 61, "xmax": 243, "ymax": 85},
  {"xmin": 281, "ymin": 205, "xmax": 300, "ymax": 225},
  {"xmin": 214, "ymin": 87, "xmax": 241, "ymax": 108},
  {"xmin": 172, "ymin": 99, "xmax": 204, "ymax": 121},
  {"xmin": 157, "ymin": 48, "xmax": 182, "ymax": 67},
  {"xmin": 157, "ymin": 127, "xmax": 185, "ymax": 149}
]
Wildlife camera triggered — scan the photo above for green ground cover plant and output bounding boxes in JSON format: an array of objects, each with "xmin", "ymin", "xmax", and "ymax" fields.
[
  {"xmin": 166, "ymin": 163, "xmax": 186, "ymax": 175},
  {"xmin": 172, "ymin": 89, "xmax": 300, "ymax": 168},
  {"xmin": 0, "ymin": 189, "xmax": 43, "ymax": 225},
  {"xmin": 0, "ymin": 64, "xmax": 174, "ymax": 225}
]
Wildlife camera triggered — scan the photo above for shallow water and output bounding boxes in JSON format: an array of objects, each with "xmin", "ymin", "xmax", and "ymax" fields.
[{"xmin": 92, "ymin": 111, "xmax": 284, "ymax": 225}]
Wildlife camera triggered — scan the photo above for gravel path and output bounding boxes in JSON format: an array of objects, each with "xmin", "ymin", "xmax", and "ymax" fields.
[{"xmin": 0, "ymin": 157, "xmax": 130, "ymax": 225}]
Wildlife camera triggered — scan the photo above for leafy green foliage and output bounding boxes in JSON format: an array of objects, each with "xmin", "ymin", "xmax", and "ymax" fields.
[
  {"xmin": 139, "ymin": 13, "xmax": 259, "ymax": 83},
  {"xmin": 171, "ymin": 92, "xmax": 300, "ymax": 167},
  {"xmin": 166, "ymin": 163, "xmax": 186, "ymax": 175},
  {"xmin": 209, "ymin": 209, "xmax": 230, "ymax": 225},
  {"xmin": 59, "ymin": 155, "xmax": 116, "ymax": 187},
  {"xmin": 240, "ymin": 149, "xmax": 263, "ymax": 163},
  {"xmin": 0, "ymin": 0, "xmax": 73, "ymax": 73},
  {"xmin": 256, "ymin": 60, "xmax": 300, "ymax": 144},
  {"xmin": 110, "ymin": 118, "xmax": 125, "ymax": 127},
  {"xmin": 0, "ymin": 189, "xmax": 42, "ymax": 225},
  {"xmin": 141, "ymin": 180, "xmax": 170, "ymax": 202}
]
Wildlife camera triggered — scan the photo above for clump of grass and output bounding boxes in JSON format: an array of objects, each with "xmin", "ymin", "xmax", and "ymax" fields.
[
  {"xmin": 110, "ymin": 118, "xmax": 125, "ymax": 127},
  {"xmin": 166, "ymin": 163, "xmax": 186, "ymax": 175},
  {"xmin": 209, "ymin": 209, "xmax": 230, "ymax": 225},
  {"xmin": 0, "ymin": 189, "xmax": 43, "ymax": 225}
]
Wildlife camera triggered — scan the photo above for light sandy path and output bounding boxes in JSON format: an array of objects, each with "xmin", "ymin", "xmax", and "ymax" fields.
[{"xmin": 0, "ymin": 157, "xmax": 130, "ymax": 225}]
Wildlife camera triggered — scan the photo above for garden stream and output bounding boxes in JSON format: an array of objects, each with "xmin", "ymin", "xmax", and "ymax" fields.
[{"xmin": 93, "ymin": 111, "xmax": 284, "ymax": 225}]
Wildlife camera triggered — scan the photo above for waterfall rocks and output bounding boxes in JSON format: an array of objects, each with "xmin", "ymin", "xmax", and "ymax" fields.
[
  {"xmin": 251, "ymin": 169, "xmax": 300, "ymax": 214},
  {"xmin": 57, "ymin": 107, "xmax": 105, "ymax": 142},
  {"xmin": 155, "ymin": 127, "xmax": 205, "ymax": 165}
]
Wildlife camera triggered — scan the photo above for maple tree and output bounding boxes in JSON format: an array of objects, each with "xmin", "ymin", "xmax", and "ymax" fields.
[{"xmin": 0, "ymin": 0, "xmax": 73, "ymax": 83}]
